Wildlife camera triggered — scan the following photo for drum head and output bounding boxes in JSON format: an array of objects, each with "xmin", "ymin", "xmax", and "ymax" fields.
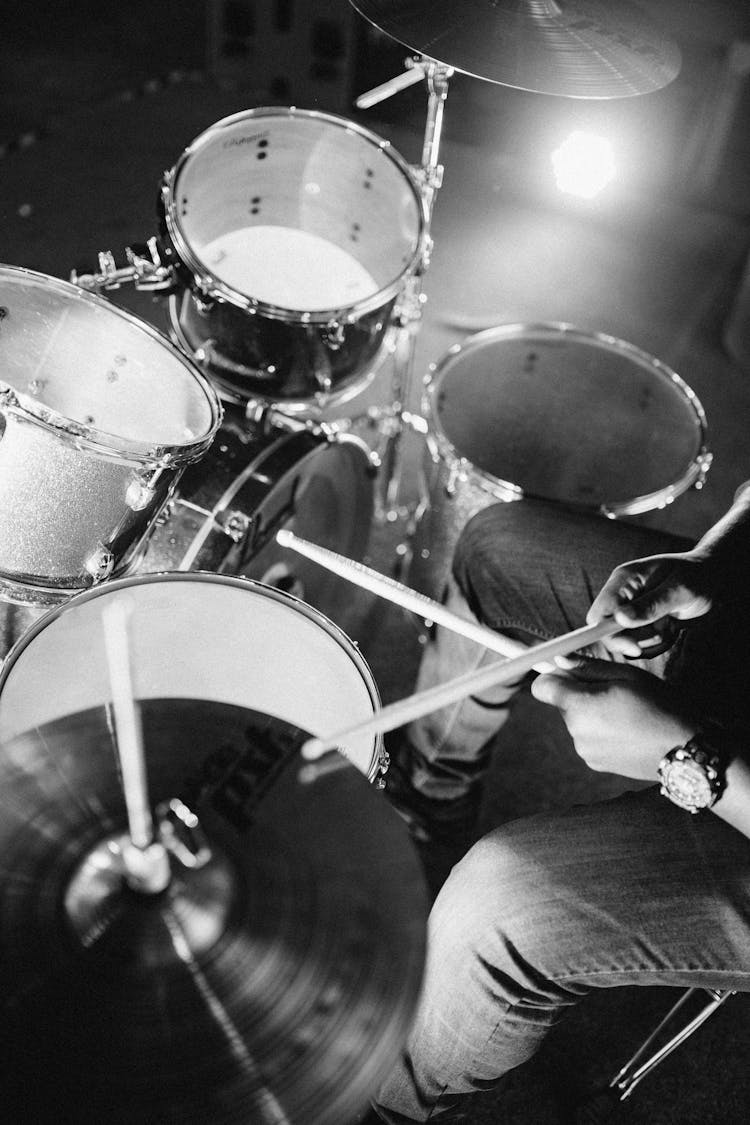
[
  {"xmin": 165, "ymin": 108, "xmax": 424, "ymax": 317},
  {"xmin": 0, "ymin": 573, "xmax": 381, "ymax": 779},
  {"xmin": 430, "ymin": 323, "xmax": 709, "ymax": 513},
  {"xmin": 0, "ymin": 265, "xmax": 218, "ymax": 451}
]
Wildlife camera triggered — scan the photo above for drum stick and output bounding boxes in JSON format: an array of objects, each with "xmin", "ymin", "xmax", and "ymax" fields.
[
  {"xmin": 301, "ymin": 616, "xmax": 621, "ymax": 761},
  {"xmin": 275, "ymin": 529, "xmax": 543, "ymax": 666}
]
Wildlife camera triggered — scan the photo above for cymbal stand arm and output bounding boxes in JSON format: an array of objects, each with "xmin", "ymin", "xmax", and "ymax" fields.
[
  {"xmin": 101, "ymin": 600, "xmax": 171, "ymax": 895},
  {"xmin": 372, "ymin": 60, "xmax": 452, "ymax": 525}
]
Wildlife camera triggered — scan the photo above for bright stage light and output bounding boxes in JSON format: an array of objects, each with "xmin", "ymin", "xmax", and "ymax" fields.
[{"xmin": 551, "ymin": 131, "xmax": 616, "ymax": 200}]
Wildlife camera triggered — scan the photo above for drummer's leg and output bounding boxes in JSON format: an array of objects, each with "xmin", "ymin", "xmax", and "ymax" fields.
[
  {"xmin": 391, "ymin": 501, "xmax": 690, "ymax": 814},
  {"xmin": 373, "ymin": 787, "xmax": 750, "ymax": 1123}
]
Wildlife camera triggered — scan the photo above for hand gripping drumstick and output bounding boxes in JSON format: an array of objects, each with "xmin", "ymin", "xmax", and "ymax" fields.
[
  {"xmin": 276, "ymin": 529, "xmax": 539, "ymax": 664},
  {"xmin": 299, "ymin": 616, "xmax": 621, "ymax": 761},
  {"xmin": 273, "ymin": 530, "xmax": 621, "ymax": 762}
]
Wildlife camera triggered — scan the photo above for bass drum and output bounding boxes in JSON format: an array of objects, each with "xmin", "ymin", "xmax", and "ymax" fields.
[{"xmin": 137, "ymin": 404, "xmax": 376, "ymax": 625}]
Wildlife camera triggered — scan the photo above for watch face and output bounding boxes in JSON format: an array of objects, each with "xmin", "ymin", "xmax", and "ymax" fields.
[{"xmin": 662, "ymin": 759, "xmax": 714, "ymax": 810}]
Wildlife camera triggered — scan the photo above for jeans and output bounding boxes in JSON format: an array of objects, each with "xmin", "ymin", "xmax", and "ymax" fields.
[
  {"xmin": 403, "ymin": 501, "xmax": 750, "ymax": 802},
  {"xmin": 375, "ymin": 501, "xmax": 750, "ymax": 1122}
]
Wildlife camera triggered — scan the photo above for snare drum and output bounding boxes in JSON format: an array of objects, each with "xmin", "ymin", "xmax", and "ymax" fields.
[
  {"xmin": 136, "ymin": 404, "xmax": 375, "ymax": 624},
  {"xmin": 0, "ymin": 265, "xmax": 221, "ymax": 606},
  {"xmin": 159, "ymin": 107, "xmax": 426, "ymax": 410},
  {"xmin": 412, "ymin": 322, "xmax": 712, "ymax": 597},
  {"xmin": 0, "ymin": 572, "xmax": 388, "ymax": 783}
]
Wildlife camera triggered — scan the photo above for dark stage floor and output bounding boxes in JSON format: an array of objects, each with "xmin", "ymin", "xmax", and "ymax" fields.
[{"xmin": 2, "ymin": 3, "xmax": 750, "ymax": 1123}]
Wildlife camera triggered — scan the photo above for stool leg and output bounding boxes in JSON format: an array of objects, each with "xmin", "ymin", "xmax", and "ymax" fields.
[
  {"xmin": 574, "ymin": 988, "xmax": 735, "ymax": 1124},
  {"xmin": 609, "ymin": 987, "xmax": 734, "ymax": 1100}
]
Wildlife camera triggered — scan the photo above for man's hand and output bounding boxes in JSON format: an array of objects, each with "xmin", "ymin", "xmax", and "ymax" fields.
[
  {"xmin": 531, "ymin": 658, "xmax": 696, "ymax": 779},
  {"xmin": 586, "ymin": 553, "xmax": 715, "ymax": 658}
]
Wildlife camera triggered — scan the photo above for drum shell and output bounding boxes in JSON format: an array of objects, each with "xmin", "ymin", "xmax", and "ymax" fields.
[
  {"xmin": 410, "ymin": 322, "xmax": 712, "ymax": 601},
  {"xmin": 0, "ymin": 411, "xmax": 185, "ymax": 599},
  {"xmin": 0, "ymin": 264, "xmax": 222, "ymax": 606},
  {"xmin": 168, "ymin": 286, "xmax": 398, "ymax": 408}
]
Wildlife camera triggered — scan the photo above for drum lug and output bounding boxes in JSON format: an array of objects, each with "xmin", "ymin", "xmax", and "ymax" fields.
[
  {"xmin": 215, "ymin": 509, "xmax": 253, "ymax": 543},
  {"xmin": 193, "ymin": 293, "xmax": 216, "ymax": 315},
  {"xmin": 194, "ymin": 275, "xmax": 220, "ymax": 306},
  {"xmin": 154, "ymin": 497, "xmax": 176, "ymax": 527},
  {"xmin": 0, "ymin": 384, "xmax": 19, "ymax": 411},
  {"xmin": 375, "ymin": 746, "xmax": 391, "ymax": 789},
  {"xmin": 323, "ymin": 319, "xmax": 346, "ymax": 351},
  {"xmin": 126, "ymin": 466, "xmax": 169, "ymax": 512},
  {"xmin": 444, "ymin": 461, "xmax": 464, "ymax": 497},
  {"xmin": 84, "ymin": 542, "xmax": 115, "ymax": 583},
  {"xmin": 314, "ymin": 370, "xmax": 333, "ymax": 397}
]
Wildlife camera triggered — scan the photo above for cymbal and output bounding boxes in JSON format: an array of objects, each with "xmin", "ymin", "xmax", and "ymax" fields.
[
  {"xmin": 0, "ymin": 700, "xmax": 427, "ymax": 1124},
  {"xmin": 349, "ymin": 0, "xmax": 681, "ymax": 98}
]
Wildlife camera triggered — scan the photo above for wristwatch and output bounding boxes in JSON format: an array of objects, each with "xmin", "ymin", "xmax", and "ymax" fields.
[{"xmin": 658, "ymin": 734, "xmax": 727, "ymax": 814}]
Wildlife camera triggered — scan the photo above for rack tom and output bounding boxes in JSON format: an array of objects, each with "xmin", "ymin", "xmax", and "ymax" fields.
[
  {"xmin": 0, "ymin": 265, "xmax": 221, "ymax": 605},
  {"xmin": 159, "ymin": 107, "xmax": 426, "ymax": 410}
]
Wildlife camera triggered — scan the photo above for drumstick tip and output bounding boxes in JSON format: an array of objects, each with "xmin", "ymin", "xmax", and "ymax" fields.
[
  {"xmin": 276, "ymin": 529, "xmax": 295, "ymax": 548},
  {"xmin": 301, "ymin": 736, "xmax": 325, "ymax": 760}
]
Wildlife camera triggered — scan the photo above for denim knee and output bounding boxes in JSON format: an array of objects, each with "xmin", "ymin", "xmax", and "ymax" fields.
[
  {"xmin": 451, "ymin": 503, "xmax": 563, "ymax": 637},
  {"xmin": 433, "ymin": 830, "xmax": 584, "ymax": 1009}
]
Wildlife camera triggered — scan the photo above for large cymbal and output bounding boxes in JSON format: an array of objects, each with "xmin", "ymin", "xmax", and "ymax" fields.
[
  {"xmin": 350, "ymin": 0, "xmax": 681, "ymax": 98},
  {"xmin": 0, "ymin": 700, "xmax": 427, "ymax": 1124}
]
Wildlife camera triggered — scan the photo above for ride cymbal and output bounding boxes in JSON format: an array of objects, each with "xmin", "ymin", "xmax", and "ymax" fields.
[
  {"xmin": 350, "ymin": 0, "xmax": 681, "ymax": 98},
  {"xmin": 0, "ymin": 700, "xmax": 427, "ymax": 1124}
]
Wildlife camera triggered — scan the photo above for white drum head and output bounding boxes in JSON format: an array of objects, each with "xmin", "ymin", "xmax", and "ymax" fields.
[
  {"xmin": 166, "ymin": 108, "xmax": 424, "ymax": 315},
  {"xmin": 0, "ymin": 574, "xmax": 380, "ymax": 778},
  {"xmin": 0, "ymin": 265, "xmax": 217, "ymax": 449}
]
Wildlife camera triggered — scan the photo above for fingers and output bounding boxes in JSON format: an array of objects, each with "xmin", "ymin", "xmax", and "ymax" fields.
[
  {"xmin": 586, "ymin": 556, "xmax": 711, "ymax": 660},
  {"xmin": 531, "ymin": 658, "xmax": 616, "ymax": 708},
  {"xmin": 530, "ymin": 671, "xmax": 574, "ymax": 710},
  {"xmin": 532, "ymin": 657, "xmax": 643, "ymax": 710}
]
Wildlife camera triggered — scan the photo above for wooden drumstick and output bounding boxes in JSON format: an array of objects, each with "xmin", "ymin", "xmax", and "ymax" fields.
[
  {"xmin": 300, "ymin": 616, "xmax": 621, "ymax": 761},
  {"xmin": 275, "ymin": 529, "xmax": 543, "ymax": 666},
  {"xmin": 102, "ymin": 599, "xmax": 170, "ymax": 893}
]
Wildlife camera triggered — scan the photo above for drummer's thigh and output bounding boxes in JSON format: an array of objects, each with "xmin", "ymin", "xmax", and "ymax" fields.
[
  {"xmin": 440, "ymin": 786, "xmax": 750, "ymax": 993},
  {"xmin": 453, "ymin": 500, "xmax": 691, "ymax": 639}
]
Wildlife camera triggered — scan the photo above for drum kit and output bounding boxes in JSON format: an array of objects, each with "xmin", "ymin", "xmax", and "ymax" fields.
[{"xmin": 0, "ymin": 2, "xmax": 712, "ymax": 1121}]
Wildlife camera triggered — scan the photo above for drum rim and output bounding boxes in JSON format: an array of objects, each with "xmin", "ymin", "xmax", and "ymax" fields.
[
  {"xmin": 0, "ymin": 263, "xmax": 223, "ymax": 459},
  {"xmin": 0, "ymin": 570, "xmax": 384, "ymax": 774},
  {"xmin": 161, "ymin": 106, "xmax": 428, "ymax": 324},
  {"xmin": 424, "ymin": 321, "xmax": 712, "ymax": 517}
]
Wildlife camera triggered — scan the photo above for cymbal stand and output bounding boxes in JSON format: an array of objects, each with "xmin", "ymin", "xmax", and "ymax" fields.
[
  {"xmin": 356, "ymin": 58, "xmax": 453, "ymax": 531},
  {"xmin": 100, "ymin": 599, "xmax": 171, "ymax": 895}
]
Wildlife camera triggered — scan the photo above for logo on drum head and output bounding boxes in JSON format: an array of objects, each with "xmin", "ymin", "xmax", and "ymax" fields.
[
  {"xmin": 222, "ymin": 130, "xmax": 270, "ymax": 149},
  {"xmin": 183, "ymin": 720, "xmax": 300, "ymax": 832}
]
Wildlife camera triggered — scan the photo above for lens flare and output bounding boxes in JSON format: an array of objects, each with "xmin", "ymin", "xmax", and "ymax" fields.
[{"xmin": 551, "ymin": 131, "xmax": 616, "ymax": 199}]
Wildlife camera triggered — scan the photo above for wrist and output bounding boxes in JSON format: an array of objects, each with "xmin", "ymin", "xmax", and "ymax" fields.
[{"xmin": 657, "ymin": 728, "xmax": 730, "ymax": 814}]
